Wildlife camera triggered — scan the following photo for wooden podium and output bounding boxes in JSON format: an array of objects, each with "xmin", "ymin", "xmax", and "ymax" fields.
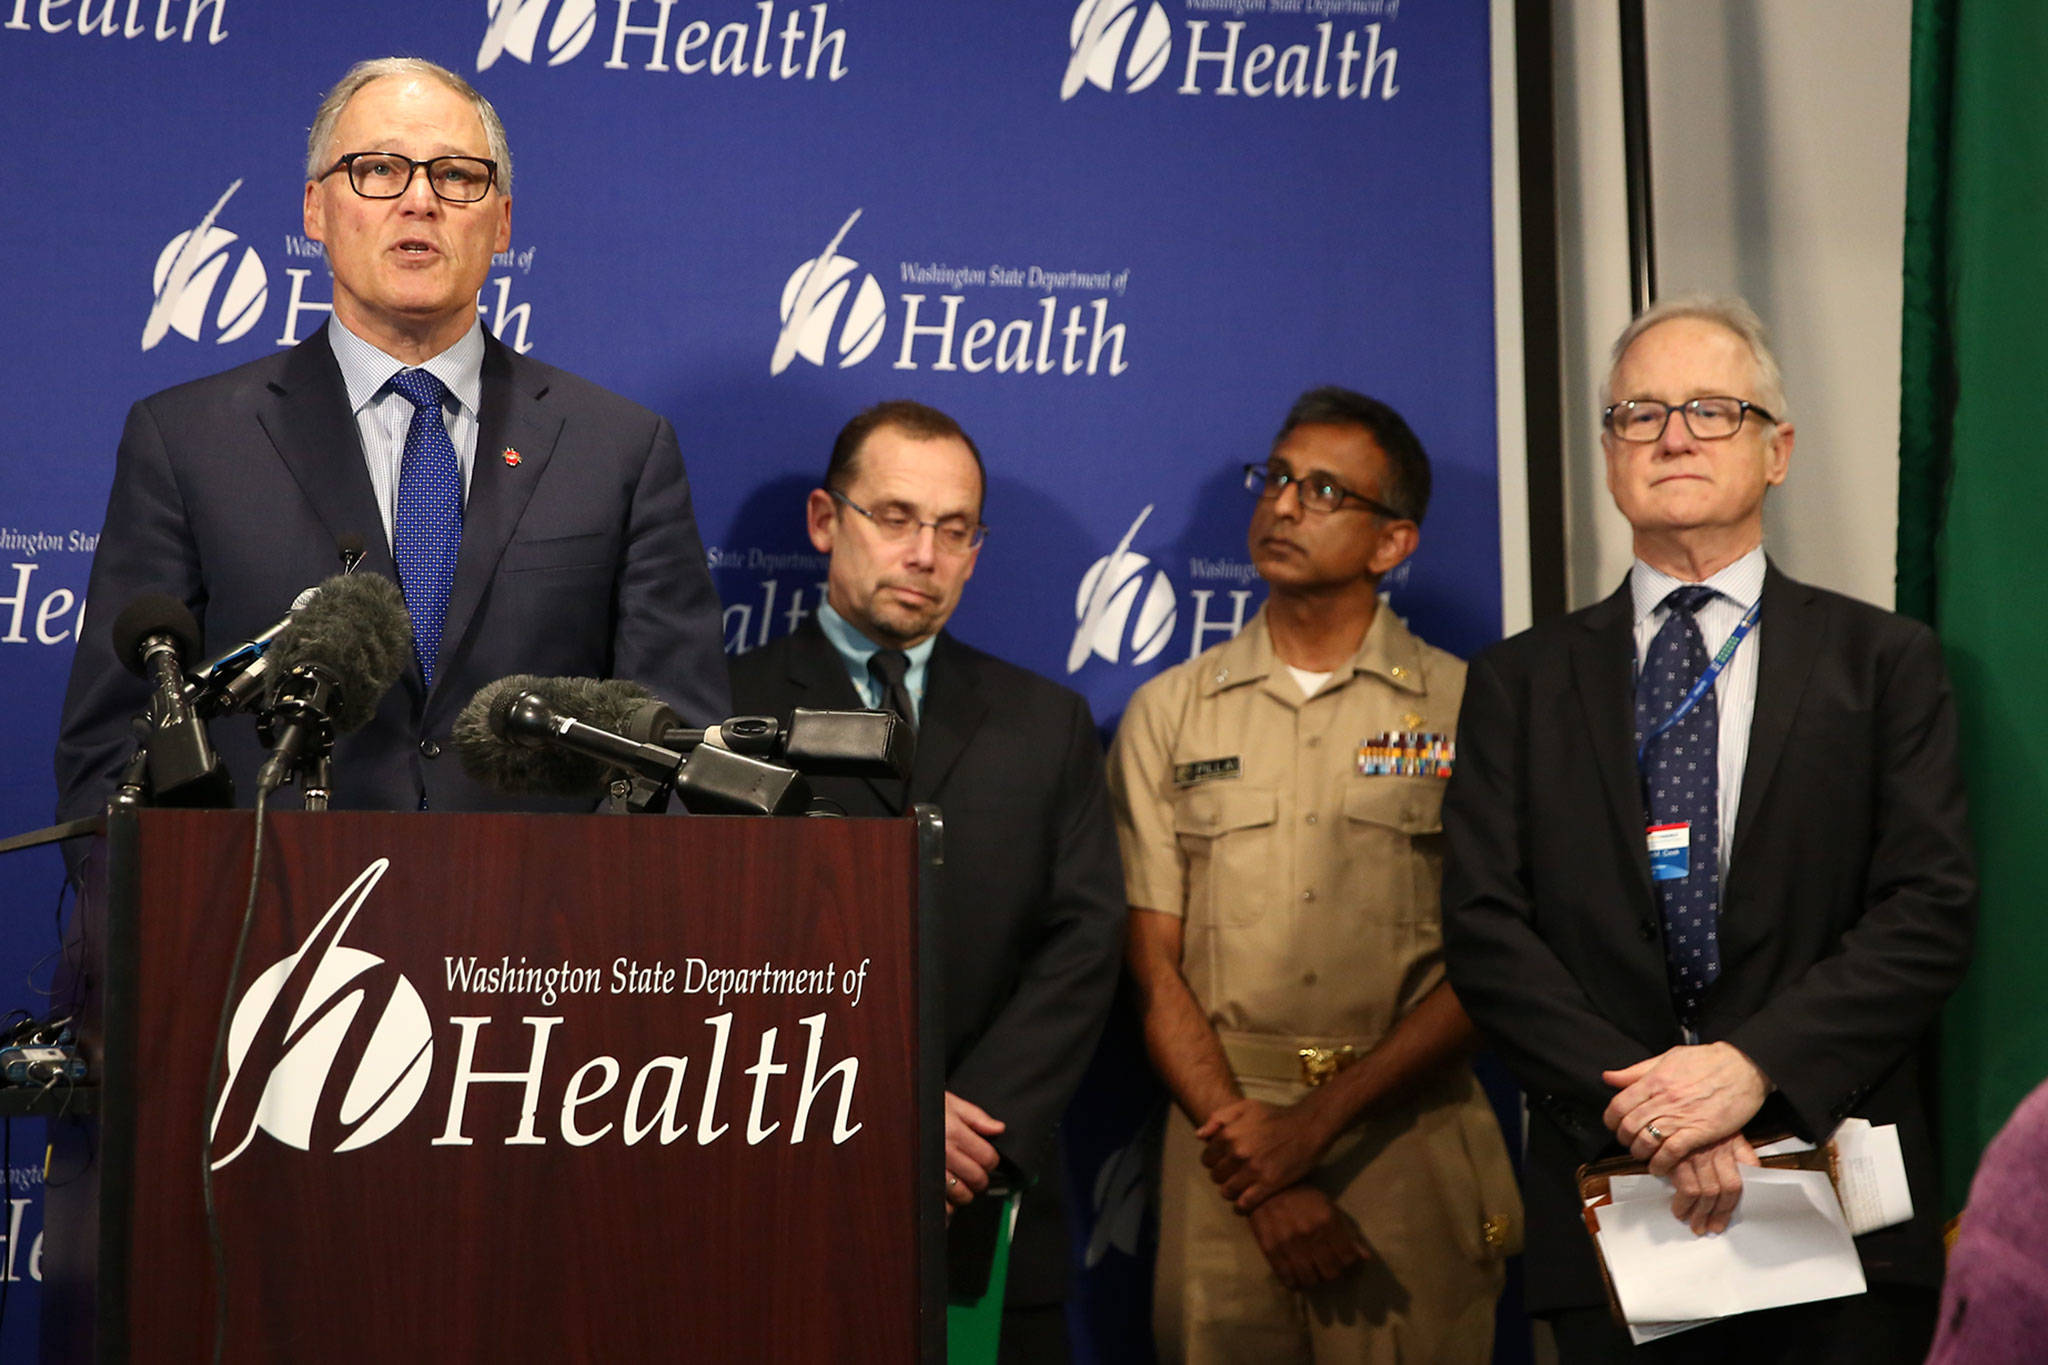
[{"xmin": 43, "ymin": 808, "xmax": 945, "ymax": 1363}]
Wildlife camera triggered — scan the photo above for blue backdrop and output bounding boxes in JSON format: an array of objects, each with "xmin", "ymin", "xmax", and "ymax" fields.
[{"xmin": 0, "ymin": 1, "xmax": 1518, "ymax": 1357}]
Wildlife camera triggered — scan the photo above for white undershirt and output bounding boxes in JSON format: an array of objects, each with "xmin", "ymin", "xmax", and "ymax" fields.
[{"xmin": 1286, "ymin": 665, "xmax": 1336, "ymax": 699}]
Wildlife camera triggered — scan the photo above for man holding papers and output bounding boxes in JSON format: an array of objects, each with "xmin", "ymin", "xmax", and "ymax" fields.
[{"xmin": 1441, "ymin": 296, "xmax": 1976, "ymax": 1361}]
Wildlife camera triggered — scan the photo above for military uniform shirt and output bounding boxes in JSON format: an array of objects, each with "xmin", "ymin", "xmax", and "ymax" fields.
[{"xmin": 1110, "ymin": 604, "xmax": 1461, "ymax": 1047}]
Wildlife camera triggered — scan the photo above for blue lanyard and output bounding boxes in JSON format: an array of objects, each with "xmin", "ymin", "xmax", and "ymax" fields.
[{"xmin": 1636, "ymin": 594, "xmax": 1761, "ymax": 767}]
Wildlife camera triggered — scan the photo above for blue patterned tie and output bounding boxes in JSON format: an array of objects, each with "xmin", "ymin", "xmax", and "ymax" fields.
[
  {"xmin": 1634, "ymin": 584, "xmax": 1722, "ymax": 1027},
  {"xmin": 388, "ymin": 368, "xmax": 462, "ymax": 687}
]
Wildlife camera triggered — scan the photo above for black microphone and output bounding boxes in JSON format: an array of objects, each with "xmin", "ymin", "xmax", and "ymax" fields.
[
  {"xmin": 110, "ymin": 594, "xmax": 232, "ymax": 806},
  {"xmin": 631, "ymin": 704, "xmax": 909, "ymax": 781},
  {"xmin": 187, "ymin": 583, "xmax": 322, "ymax": 717},
  {"xmin": 455, "ymin": 676, "xmax": 811, "ymax": 815},
  {"xmin": 194, "ymin": 535, "xmax": 367, "ymax": 716},
  {"xmin": 453, "ymin": 676, "xmax": 668, "ymax": 796},
  {"xmin": 254, "ymin": 574, "xmax": 412, "ymax": 797}
]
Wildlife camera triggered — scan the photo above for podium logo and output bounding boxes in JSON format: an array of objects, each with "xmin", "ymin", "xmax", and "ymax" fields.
[
  {"xmin": 142, "ymin": 180, "xmax": 268, "ymax": 351},
  {"xmin": 477, "ymin": 0, "xmax": 598, "ymax": 70},
  {"xmin": 1069, "ymin": 506, "xmax": 1177, "ymax": 672},
  {"xmin": 210, "ymin": 860, "xmax": 436, "ymax": 1171},
  {"xmin": 770, "ymin": 209, "xmax": 887, "ymax": 376},
  {"xmin": 1062, "ymin": 0, "xmax": 1171, "ymax": 100}
]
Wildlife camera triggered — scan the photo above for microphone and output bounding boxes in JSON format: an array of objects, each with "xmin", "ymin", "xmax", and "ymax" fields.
[
  {"xmin": 254, "ymin": 574, "xmax": 412, "ymax": 798},
  {"xmin": 109, "ymin": 594, "xmax": 232, "ymax": 807},
  {"xmin": 630, "ymin": 704, "xmax": 910, "ymax": 781},
  {"xmin": 193, "ymin": 537, "xmax": 366, "ymax": 715},
  {"xmin": 453, "ymin": 676, "xmax": 668, "ymax": 796},
  {"xmin": 188, "ymin": 583, "xmax": 322, "ymax": 717},
  {"xmin": 455, "ymin": 677, "xmax": 812, "ymax": 815}
]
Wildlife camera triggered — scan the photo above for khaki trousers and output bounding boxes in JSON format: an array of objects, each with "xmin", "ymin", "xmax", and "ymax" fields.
[{"xmin": 1153, "ymin": 1074, "xmax": 1509, "ymax": 1364}]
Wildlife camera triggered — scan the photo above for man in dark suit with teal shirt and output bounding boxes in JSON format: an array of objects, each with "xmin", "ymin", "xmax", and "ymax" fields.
[
  {"xmin": 56, "ymin": 57, "xmax": 726, "ymax": 824},
  {"xmin": 1442, "ymin": 295, "xmax": 1976, "ymax": 1362},
  {"xmin": 728, "ymin": 400, "xmax": 1126, "ymax": 1363}
]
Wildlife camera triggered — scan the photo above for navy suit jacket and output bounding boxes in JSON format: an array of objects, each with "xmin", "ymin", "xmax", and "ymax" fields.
[
  {"xmin": 1441, "ymin": 564, "xmax": 1977, "ymax": 1312},
  {"xmin": 55, "ymin": 326, "xmax": 728, "ymax": 823},
  {"xmin": 728, "ymin": 617, "xmax": 1127, "ymax": 1305}
]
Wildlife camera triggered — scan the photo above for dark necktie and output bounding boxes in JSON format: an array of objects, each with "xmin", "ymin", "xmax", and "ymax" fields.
[
  {"xmin": 1634, "ymin": 584, "xmax": 1722, "ymax": 1027},
  {"xmin": 867, "ymin": 649, "xmax": 917, "ymax": 738},
  {"xmin": 388, "ymin": 368, "xmax": 462, "ymax": 687}
]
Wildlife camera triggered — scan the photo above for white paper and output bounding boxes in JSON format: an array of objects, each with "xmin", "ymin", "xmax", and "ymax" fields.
[
  {"xmin": 1829, "ymin": 1118, "xmax": 1913, "ymax": 1236},
  {"xmin": 1627, "ymin": 1318, "xmax": 1714, "ymax": 1345},
  {"xmin": 1593, "ymin": 1167, "xmax": 1867, "ymax": 1323},
  {"xmin": 1606, "ymin": 1173, "xmax": 1669, "ymax": 1203},
  {"xmin": 1752, "ymin": 1134, "xmax": 1817, "ymax": 1158}
]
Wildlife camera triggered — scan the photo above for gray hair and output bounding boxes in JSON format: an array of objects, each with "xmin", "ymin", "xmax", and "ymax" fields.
[
  {"xmin": 306, "ymin": 57, "xmax": 512, "ymax": 196},
  {"xmin": 1605, "ymin": 293, "xmax": 1788, "ymax": 422}
]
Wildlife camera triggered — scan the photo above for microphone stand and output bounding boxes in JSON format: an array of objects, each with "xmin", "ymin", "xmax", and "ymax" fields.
[
  {"xmin": 301, "ymin": 753, "xmax": 334, "ymax": 812},
  {"xmin": 255, "ymin": 665, "xmax": 338, "ymax": 800}
]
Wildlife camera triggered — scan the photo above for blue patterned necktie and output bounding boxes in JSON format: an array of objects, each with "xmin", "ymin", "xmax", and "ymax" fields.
[
  {"xmin": 388, "ymin": 368, "xmax": 462, "ymax": 687},
  {"xmin": 1634, "ymin": 584, "xmax": 1722, "ymax": 1027}
]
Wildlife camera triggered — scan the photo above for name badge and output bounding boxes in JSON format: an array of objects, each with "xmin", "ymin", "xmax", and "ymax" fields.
[
  {"xmin": 1174, "ymin": 756, "xmax": 1241, "ymax": 787},
  {"xmin": 1647, "ymin": 822, "xmax": 1690, "ymax": 881}
]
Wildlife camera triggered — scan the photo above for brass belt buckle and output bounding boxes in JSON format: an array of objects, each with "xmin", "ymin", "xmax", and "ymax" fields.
[{"xmin": 1296, "ymin": 1045, "xmax": 1357, "ymax": 1088}]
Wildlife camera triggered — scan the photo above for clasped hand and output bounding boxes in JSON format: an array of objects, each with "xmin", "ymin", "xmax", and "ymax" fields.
[
  {"xmin": 1196, "ymin": 1095, "xmax": 1332, "ymax": 1213},
  {"xmin": 1602, "ymin": 1042, "xmax": 1769, "ymax": 1234}
]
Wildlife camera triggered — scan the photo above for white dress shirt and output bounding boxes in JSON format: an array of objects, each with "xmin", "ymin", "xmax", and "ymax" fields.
[{"xmin": 1630, "ymin": 544, "xmax": 1767, "ymax": 872}]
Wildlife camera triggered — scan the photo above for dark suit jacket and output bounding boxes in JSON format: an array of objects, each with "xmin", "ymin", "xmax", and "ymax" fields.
[
  {"xmin": 728, "ymin": 617, "xmax": 1127, "ymax": 1306},
  {"xmin": 55, "ymin": 326, "xmax": 728, "ymax": 824},
  {"xmin": 1441, "ymin": 564, "xmax": 1976, "ymax": 1312}
]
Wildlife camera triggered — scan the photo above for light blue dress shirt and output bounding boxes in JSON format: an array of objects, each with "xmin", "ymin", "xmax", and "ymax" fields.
[
  {"xmin": 326, "ymin": 316, "xmax": 486, "ymax": 548},
  {"xmin": 814, "ymin": 601, "xmax": 934, "ymax": 726}
]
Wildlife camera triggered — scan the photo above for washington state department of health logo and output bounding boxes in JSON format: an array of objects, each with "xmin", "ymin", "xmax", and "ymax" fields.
[
  {"xmin": 1069, "ymin": 506, "xmax": 1177, "ymax": 673},
  {"xmin": 1062, "ymin": 0, "xmax": 1171, "ymax": 100},
  {"xmin": 142, "ymin": 180, "xmax": 269, "ymax": 352},
  {"xmin": 209, "ymin": 859, "xmax": 435, "ymax": 1171},
  {"xmin": 770, "ymin": 208, "xmax": 887, "ymax": 376},
  {"xmin": 477, "ymin": 0, "xmax": 598, "ymax": 70}
]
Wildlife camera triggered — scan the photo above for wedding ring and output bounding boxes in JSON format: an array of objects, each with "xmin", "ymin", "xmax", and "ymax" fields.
[{"xmin": 1647, "ymin": 1122, "xmax": 1668, "ymax": 1142}]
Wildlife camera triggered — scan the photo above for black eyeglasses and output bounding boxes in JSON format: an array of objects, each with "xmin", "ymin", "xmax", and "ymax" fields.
[
  {"xmin": 830, "ymin": 488, "xmax": 988, "ymax": 554},
  {"xmin": 319, "ymin": 152, "xmax": 499, "ymax": 204},
  {"xmin": 1242, "ymin": 463, "xmax": 1405, "ymax": 519},
  {"xmin": 1602, "ymin": 396, "xmax": 1777, "ymax": 443}
]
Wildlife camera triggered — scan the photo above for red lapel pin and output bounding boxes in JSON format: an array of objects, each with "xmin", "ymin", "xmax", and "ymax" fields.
[{"xmin": 501, "ymin": 447, "xmax": 522, "ymax": 467}]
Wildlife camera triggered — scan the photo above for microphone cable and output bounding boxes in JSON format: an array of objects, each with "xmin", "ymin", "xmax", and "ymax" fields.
[{"xmin": 201, "ymin": 784, "xmax": 269, "ymax": 1365}]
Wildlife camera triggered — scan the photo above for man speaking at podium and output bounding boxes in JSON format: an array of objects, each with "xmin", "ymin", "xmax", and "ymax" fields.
[
  {"xmin": 728, "ymin": 400, "xmax": 1126, "ymax": 1362},
  {"xmin": 54, "ymin": 56, "xmax": 726, "ymax": 824}
]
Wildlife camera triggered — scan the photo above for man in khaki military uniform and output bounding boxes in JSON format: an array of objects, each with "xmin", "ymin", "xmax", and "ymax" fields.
[{"xmin": 1110, "ymin": 387, "xmax": 1520, "ymax": 1363}]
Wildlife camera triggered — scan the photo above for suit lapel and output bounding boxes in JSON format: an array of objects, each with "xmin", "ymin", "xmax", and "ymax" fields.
[
  {"xmin": 911, "ymin": 635, "xmax": 987, "ymax": 804},
  {"xmin": 256, "ymin": 332, "xmax": 420, "ymax": 709},
  {"xmin": 256, "ymin": 330, "xmax": 393, "ymax": 573},
  {"xmin": 434, "ymin": 338, "xmax": 564, "ymax": 709},
  {"xmin": 1729, "ymin": 564, "xmax": 1822, "ymax": 874},
  {"xmin": 1571, "ymin": 579, "xmax": 1654, "ymax": 896},
  {"xmin": 777, "ymin": 617, "xmax": 869, "ymax": 710}
]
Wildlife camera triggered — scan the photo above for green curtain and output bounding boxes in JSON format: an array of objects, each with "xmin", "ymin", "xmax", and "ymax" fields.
[{"xmin": 1899, "ymin": 0, "xmax": 2048, "ymax": 1209}]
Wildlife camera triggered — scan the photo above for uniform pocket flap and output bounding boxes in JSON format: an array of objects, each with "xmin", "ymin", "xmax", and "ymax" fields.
[
  {"xmin": 1343, "ymin": 778, "xmax": 1444, "ymax": 836},
  {"xmin": 1172, "ymin": 785, "xmax": 1277, "ymax": 838}
]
